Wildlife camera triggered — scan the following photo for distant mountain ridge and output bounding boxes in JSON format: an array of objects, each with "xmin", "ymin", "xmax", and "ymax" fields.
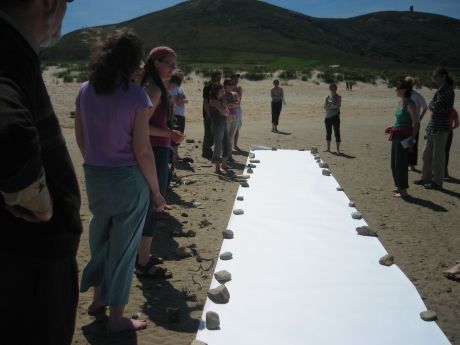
[{"xmin": 46, "ymin": 0, "xmax": 460, "ymax": 68}]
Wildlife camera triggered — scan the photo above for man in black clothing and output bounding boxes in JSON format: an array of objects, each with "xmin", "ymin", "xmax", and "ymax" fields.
[
  {"xmin": 0, "ymin": 1, "xmax": 81, "ymax": 344},
  {"xmin": 202, "ymin": 70, "xmax": 222, "ymax": 159}
]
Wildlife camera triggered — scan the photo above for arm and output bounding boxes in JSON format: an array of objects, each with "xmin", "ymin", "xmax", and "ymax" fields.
[
  {"xmin": 452, "ymin": 109, "xmax": 459, "ymax": 129},
  {"xmin": 133, "ymin": 106, "xmax": 165, "ymax": 211},
  {"xmin": 408, "ymin": 102, "xmax": 420, "ymax": 139},
  {"xmin": 74, "ymin": 106, "xmax": 84, "ymax": 157},
  {"xmin": 209, "ymin": 99, "xmax": 229, "ymax": 116}
]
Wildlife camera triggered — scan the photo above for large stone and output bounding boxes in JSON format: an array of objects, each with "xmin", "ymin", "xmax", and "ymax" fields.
[
  {"xmin": 379, "ymin": 254, "xmax": 394, "ymax": 266},
  {"xmin": 420, "ymin": 310, "xmax": 438, "ymax": 321},
  {"xmin": 247, "ymin": 163, "xmax": 257, "ymax": 168},
  {"xmin": 237, "ymin": 196, "xmax": 244, "ymax": 201},
  {"xmin": 207, "ymin": 285, "xmax": 230, "ymax": 304},
  {"xmin": 348, "ymin": 201, "xmax": 356, "ymax": 207},
  {"xmin": 322, "ymin": 169, "xmax": 331, "ymax": 176},
  {"xmin": 250, "ymin": 159, "xmax": 260, "ymax": 163},
  {"xmin": 236, "ymin": 174, "xmax": 250, "ymax": 179},
  {"xmin": 206, "ymin": 311, "xmax": 220, "ymax": 330},
  {"xmin": 214, "ymin": 270, "xmax": 232, "ymax": 284},
  {"xmin": 356, "ymin": 226, "xmax": 378, "ymax": 237},
  {"xmin": 247, "ymin": 168, "xmax": 254, "ymax": 174},
  {"xmin": 319, "ymin": 162, "xmax": 329, "ymax": 169},
  {"xmin": 249, "ymin": 153, "xmax": 255, "ymax": 159},
  {"xmin": 240, "ymin": 182, "xmax": 249, "ymax": 188},
  {"xmin": 222, "ymin": 229, "xmax": 234, "ymax": 239},
  {"xmin": 351, "ymin": 211, "xmax": 362, "ymax": 219},
  {"xmin": 336, "ymin": 187, "xmax": 344, "ymax": 191},
  {"xmin": 311, "ymin": 147, "xmax": 318, "ymax": 154},
  {"xmin": 220, "ymin": 252, "xmax": 233, "ymax": 260},
  {"xmin": 233, "ymin": 209, "xmax": 244, "ymax": 215}
]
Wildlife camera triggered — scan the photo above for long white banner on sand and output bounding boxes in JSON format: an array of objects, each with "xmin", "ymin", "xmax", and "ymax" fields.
[{"xmin": 195, "ymin": 149, "xmax": 450, "ymax": 345}]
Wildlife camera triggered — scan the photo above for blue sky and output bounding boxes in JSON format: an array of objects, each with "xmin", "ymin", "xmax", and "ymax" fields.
[{"xmin": 63, "ymin": 0, "xmax": 460, "ymax": 34}]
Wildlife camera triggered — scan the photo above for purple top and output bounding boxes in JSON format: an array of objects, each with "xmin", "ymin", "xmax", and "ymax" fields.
[
  {"xmin": 76, "ymin": 81, "xmax": 153, "ymax": 166},
  {"xmin": 149, "ymin": 105, "xmax": 171, "ymax": 148}
]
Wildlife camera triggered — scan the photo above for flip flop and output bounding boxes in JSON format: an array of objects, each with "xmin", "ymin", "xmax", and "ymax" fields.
[
  {"xmin": 135, "ymin": 260, "xmax": 172, "ymax": 280},
  {"xmin": 442, "ymin": 271, "xmax": 460, "ymax": 280}
]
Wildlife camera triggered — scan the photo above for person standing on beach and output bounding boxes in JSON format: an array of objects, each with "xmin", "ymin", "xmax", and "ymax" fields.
[
  {"xmin": 137, "ymin": 46, "xmax": 184, "ymax": 280},
  {"xmin": 414, "ymin": 67, "xmax": 455, "ymax": 189},
  {"xmin": 231, "ymin": 73, "xmax": 243, "ymax": 151},
  {"xmin": 323, "ymin": 83, "xmax": 342, "ymax": 154},
  {"xmin": 202, "ymin": 71, "xmax": 222, "ymax": 159},
  {"xmin": 445, "ymin": 108, "xmax": 459, "ymax": 178},
  {"xmin": 210, "ymin": 83, "xmax": 231, "ymax": 174},
  {"xmin": 224, "ymin": 79, "xmax": 240, "ymax": 162},
  {"xmin": 76, "ymin": 30, "xmax": 166, "ymax": 333},
  {"xmin": 271, "ymin": 79, "xmax": 284, "ymax": 133},
  {"xmin": 404, "ymin": 76, "xmax": 428, "ymax": 171},
  {"xmin": 385, "ymin": 80, "xmax": 419, "ymax": 198},
  {"xmin": 168, "ymin": 72, "xmax": 187, "ymax": 161},
  {"xmin": 0, "ymin": 1, "xmax": 82, "ymax": 344}
]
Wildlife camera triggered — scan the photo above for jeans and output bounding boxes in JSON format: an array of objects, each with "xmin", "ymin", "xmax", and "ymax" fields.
[
  {"xmin": 143, "ymin": 147, "xmax": 170, "ymax": 236},
  {"xmin": 421, "ymin": 131, "xmax": 449, "ymax": 185},
  {"xmin": 212, "ymin": 115, "xmax": 231, "ymax": 162},
  {"xmin": 325, "ymin": 114, "xmax": 341, "ymax": 142}
]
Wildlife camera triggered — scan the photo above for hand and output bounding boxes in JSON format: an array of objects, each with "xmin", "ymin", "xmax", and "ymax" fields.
[
  {"xmin": 384, "ymin": 126, "xmax": 392, "ymax": 134},
  {"xmin": 170, "ymin": 130, "xmax": 185, "ymax": 144},
  {"xmin": 152, "ymin": 192, "xmax": 166, "ymax": 212},
  {"xmin": 5, "ymin": 204, "xmax": 53, "ymax": 223}
]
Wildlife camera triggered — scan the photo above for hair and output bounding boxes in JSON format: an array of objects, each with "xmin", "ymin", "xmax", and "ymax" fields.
[
  {"xmin": 404, "ymin": 76, "xmax": 415, "ymax": 88},
  {"xmin": 396, "ymin": 79, "xmax": 413, "ymax": 98},
  {"xmin": 223, "ymin": 79, "xmax": 234, "ymax": 87},
  {"xmin": 170, "ymin": 73, "xmax": 183, "ymax": 87},
  {"xmin": 329, "ymin": 83, "xmax": 338, "ymax": 90},
  {"xmin": 433, "ymin": 67, "xmax": 454, "ymax": 86},
  {"xmin": 273, "ymin": 79, "xmax": 280, "ymax": 85},
  {"xmin": 210, "ymin": 83, "xmax": 224, "ymax": 100},
  {"xmin": 211, "ymin": 71, "xmax": 222, "ymax": 81},
  {"xmin": 88, "ymin": 29, "xmax": 143, "ymax": 95}
]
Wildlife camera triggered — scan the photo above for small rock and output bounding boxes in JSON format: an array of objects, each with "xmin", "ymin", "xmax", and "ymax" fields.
[
  {"xmin": 166, "ymin": 307, "xmax": 180, "ymax": 323},
  {"xmin": 206, "ymin": 311, "xmax": 220, "ymax": 330},
  {"xmin": 191, "ymin": 340, "xmax": 208, "ymax": 345},
  {"xmin": 319, "ymin": 162, "xmax": 329, "ymax": 169},
  {"xmin": 132, "ymin": 312, "xmax": 141, "ymax": 319},
  {"xmin": 240, "ymin": 182, "xmax": 249, "ymax": 188},
  {"xmin": 207, "ymin": 285, "xmax": 230, "ymax": 304},
  {"xmin": 249, "ymin": 153, "xmax": 255, "ymax": 158},
  {"xmin": 236, "ymin": 174, "xmax": 250, "ymax": 179},
  {"xmin": 220, "ymin": 252, "xmax": 233, "ymax": 260},
  {"xmin": 181, "ymin": 212, "xmax": 189, "ymax": 217},
  {"xmin": 233, "ymin": 209, "xmax": 244, "ymax": 215},
  {"xmin": 271, "ymin": 147, "xmax": 278, "ymax": 151},
  {"xmin": 356, "ymin": 226, "xmax": 378, "ymax": 237},
  {"xmin": 250, "ymin": 159, "xmax": 260, "ymax": 163},
  {"xmin": 186, "ymin": 139, "xmax": 195, "ymax": 143},
  {"xmin": 214, "ymin": 270, "xmax": 232, "ymax": 284},
  {"xmin": 336, "ymin": 187, "xmax": 344, "ymax": 191},
  {"xmin": 379, "ymin": 254, "xmax": 394, "ymax": 266},
  {"xmin": 322, "ymin": 169, "xmax": 331, "ymax": 176},
  {"xmin": 420, "ymin": 310, "xmax": 437, "ymax": 321},
  {"xmin": 237, "ymin": 196, "xmax": 244, "ymax": 201},
  {"xmin": 311, "ymin": 147, "xmax": 318, "ymax": 154},
  {"xmin": 223, "ymin": 229, "xmax": 234, "ymax": 239},
  {"xmin": 247, "ymin": 164, "xmax": 256, "ymax": 168},
  {"xmin": 351, "ymin": 211, "xmax": 362, "ymax": 219},
  {"xmin": 176, "ymin": 247, "xmax": 193, "ymax": 258},
  {"xmin": 349, "ymin": 201, "xmax": 356, "ymax": 207},
  {"xmin": 247, "ymin": 168, "xmax": 254, "ymax": 174}
]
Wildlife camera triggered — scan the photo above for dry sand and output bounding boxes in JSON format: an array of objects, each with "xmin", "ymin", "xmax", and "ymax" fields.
[{"xmin": 44, "ymin": 69, "xmax": 460, "ymax": 345}]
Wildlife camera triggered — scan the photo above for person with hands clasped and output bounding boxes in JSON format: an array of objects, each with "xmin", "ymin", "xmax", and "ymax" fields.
[
  {"xmin": 210, "ymin": 83, "xmax": 231, "ymax": 174},
  {"xmin": 385, "ymin": 80, "xmax": 420, "ymax": 198}
]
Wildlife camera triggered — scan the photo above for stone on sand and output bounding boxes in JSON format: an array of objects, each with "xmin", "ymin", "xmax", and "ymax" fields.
[
  {"xmin": 322, "ymin": 169, "xmax": 331, "ymax": 176},
  {"xmin": 247, "ymin": 168, "xmax": 254, "ymax": 174},
  {"xmin": 420, "ymin": 310, "xmax": 438, "ymax": 321},
  {"xmin": 240, "ymin": 181, "xmax": 249, "ymax": 188},
  {"xmin": 336, "ymin": 187, "xmax": 344, "ymax": 191},
  {"xmin": 192, "ymin": 341, "xmax": 208, "ymax": 345},
  {"xmin": 248, "ymin": 163, "xmax": 257, "ymax": 168},
  {"xmin": 176, "ymin": 247, "xmax": 193, "ymax": 258},
  {"xmin": 249, "ymin": 153, "xmax": 255, "ymax": 158},
  {"xmin": 379, "ymin": 254, "xmax": 394, "ymax": 266},
  {"xmin": 356, "ymin": 226, "xmax": 378, "ymax": 237},
  {"xmin": 214, "ymin": 270, "xmax": 232, "ymax": 284},
  {"xmin": 233, "ymin": 209, "xmax": 244, "ymax": 215},
  {"xmin": 311, "ymin": 147, "xmax": 318, "ymax": 154},
  {"xmin": 207, "ymin": 285, "xmax": 230, "ymax": 304},
  {"xmin": 351, "ymin": 211, "xmax": 362, "ymax": 219},
  {"xmin": 236, "ymin": 174, "xmax": 250, "ymax": 179},
  {"xmin": 250, "ymin": 159, "xmax": 260, "ymax": 163},
  {"xmin": 349, "ymin": 201, "xmax": 356, "ymax": 207},
  {"xmin": 206, "ymin": 311, "xmax": 220, "ymax": 330},
  {"xmin": 222, "ymin": 229, "xmax": 234, "ymax": 239},
  {"xmin": 237, "ymin": 196, "xmax": 244, "ymax": 201},
  {"xmin": 319, "ymin": 162, "xmax": 329, "ymax": 169}
]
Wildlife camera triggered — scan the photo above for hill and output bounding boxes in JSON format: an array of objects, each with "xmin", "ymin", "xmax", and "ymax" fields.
[{"xmin": 45, "ymin": 0, "xmax": 460, "ymax": 69}]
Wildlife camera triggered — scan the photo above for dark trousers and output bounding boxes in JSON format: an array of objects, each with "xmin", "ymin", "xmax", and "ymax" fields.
[
  {"xmin": 408, "ymin": 130, "xmax": 419, "ymax": 166},
  {"xmin": 271, "ymin": 101, "xmax": 282, "ymax": 125},
  {"xmin": 391, "ymin": 133, "xmax": 409, "ymax": 189},
  {"xmin": 445, "ymin": 130, "xmax": 453, "ymax": 176},
  {"xmin": 0, "ymin": 254, "xmax": 78, "ymax": 345},
  {"xmin": 325, "ymin": 115, "xmax": 341, "ymax": 142},
  {"xmin": 172, "ymin": 115, "xmax": 185, "ymax": 148},
  {"xmin": 142, "ymin": 147, "xmax": 170, "ymax": 237},
  {"xmin": 202, "ymin": 116, "xmax": 214, "ymax": 156}
]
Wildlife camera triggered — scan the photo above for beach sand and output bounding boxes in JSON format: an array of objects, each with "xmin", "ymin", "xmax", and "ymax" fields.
[{"xmin": 44, "ymin": 69, "xmax": 460, "ymax": 345}]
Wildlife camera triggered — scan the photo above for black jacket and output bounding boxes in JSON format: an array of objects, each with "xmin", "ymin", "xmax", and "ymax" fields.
[{"xmin": 0, "ymin": 17, "xmax": 82, "ymax": 258}]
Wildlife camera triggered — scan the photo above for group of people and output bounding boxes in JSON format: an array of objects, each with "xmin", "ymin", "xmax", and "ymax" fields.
[
  {"xmin": 201, "ymin": 71, "xmax": 244, "ymax": 173},
  {"xmin": 387, "ymin": 68, "xmax": 457, "ymax": 198}
]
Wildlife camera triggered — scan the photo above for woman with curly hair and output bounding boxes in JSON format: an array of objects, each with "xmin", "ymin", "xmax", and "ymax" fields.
[{"xmin": 75, "ymin": 29, "xmax": 165, "ymax": 332}]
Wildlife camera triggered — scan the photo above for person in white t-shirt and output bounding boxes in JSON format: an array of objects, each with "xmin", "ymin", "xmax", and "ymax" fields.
[
  {"xmin": 168, "ymin": 73, "xmax": 187, "ymax": 161},
  {"xmin": 405, "ymin": 77, "xmax": 428, "ymax": 171}
]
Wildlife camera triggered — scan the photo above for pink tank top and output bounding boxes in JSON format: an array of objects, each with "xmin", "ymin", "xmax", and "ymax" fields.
[{"xmin": 149, "ymin": 105, "xmax": 171, "ymax": 148}]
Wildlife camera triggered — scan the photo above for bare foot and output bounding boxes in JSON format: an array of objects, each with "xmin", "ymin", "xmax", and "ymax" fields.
[
  {"xmin": 107, "ymin": 317, "xmax": 148, "ymax": 333},
  {"xmin": 164, "ymin": 204, "xmax": 173, "ymax": 210},
  {"xmin": 443, "ymin": 262, "xmax": 460, "ymax": 280}
]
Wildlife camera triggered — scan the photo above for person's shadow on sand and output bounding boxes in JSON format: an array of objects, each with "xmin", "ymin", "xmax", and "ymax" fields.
[
  {"xmin": 402, "ymin": 195, "xmax": 448, "ymax": 212},
  {"xmin": 275, "ymin": 130, "xmax": 291, "ymax": 135},
  {"xmin": 334, "ymin": 152, "xmax": 355, "ymax": 159},
  {"xmin": 82, "ymin": 317, "xmax": 138, "ymax": 345}
]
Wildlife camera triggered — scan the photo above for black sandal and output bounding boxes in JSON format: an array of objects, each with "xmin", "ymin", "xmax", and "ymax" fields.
[
  {"xmin": 135, "ymin": 260, "xmax": 172, "ymax": 280},
  {"xmin": 136, "ymin": 254, "xmax": 164, "ymax": 266}
]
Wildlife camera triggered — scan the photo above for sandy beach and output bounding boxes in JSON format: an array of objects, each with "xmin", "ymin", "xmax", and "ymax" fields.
[{"xmin": 44, "ymin": 69, "xmax": 460, "ymax": 345}]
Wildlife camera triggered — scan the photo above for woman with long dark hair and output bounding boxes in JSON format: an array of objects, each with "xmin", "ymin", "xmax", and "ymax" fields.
[
  {"xmin": 414, "ymin": 67, "xmax": 455, "ymax": 189},
  {"xmin": 136, "ymin": 46, "xmax": 185, "ymax": 279},
  {"xmin": 75, "ymin": 29, "xmax": 165, "ymax": 332}
]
